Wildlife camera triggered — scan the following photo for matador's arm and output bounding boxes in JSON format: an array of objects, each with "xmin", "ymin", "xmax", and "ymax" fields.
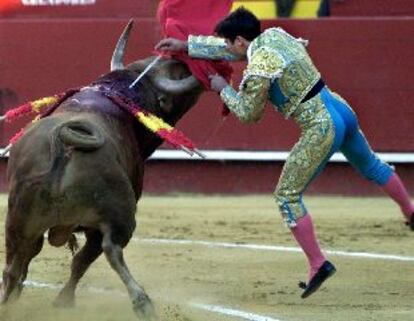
[
  {"xmin": 220, "ymin": 47, "xmax": 284, "ymax": 123},
  {"xmin": 188, "ymin": 35, "xmax": 238, "ymax": 61}
]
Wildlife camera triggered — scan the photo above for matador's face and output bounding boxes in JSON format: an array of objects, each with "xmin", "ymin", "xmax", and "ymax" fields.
[{"xmin": 224, "ymin": 36, "xmax": 249, "ymax": 61}]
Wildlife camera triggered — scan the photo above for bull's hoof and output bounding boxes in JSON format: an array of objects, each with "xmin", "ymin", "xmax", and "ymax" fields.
[
  {"xmin": 132, "ymin": 294, "xmax": 158, "ymax": 321},
  {"xmin": 0, "ymin": 290, "xmax": 5, "ymax": 305},
  {"xmin": 409, "ymin": 214, "xmax": 414, "ymax": 231},
  {"xmin": 53, "ymin": 293, "xmax": 75, "ymax": 308},
  {"xmin": 0, "ymin": 285, "xmax": 21, "ymax": 304},
  {"xmin": 0, "ymin": 285, "xmax": 10, "ymax": 305}
]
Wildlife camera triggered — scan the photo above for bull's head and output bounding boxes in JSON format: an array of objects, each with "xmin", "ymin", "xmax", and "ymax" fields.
[
  {"xmin": 110, "ymin": 20, "xmax": 203, "ymax": 120},
  {"xmin": 107, "ymin": 20, "xmax": 204, "ymax": 159}
]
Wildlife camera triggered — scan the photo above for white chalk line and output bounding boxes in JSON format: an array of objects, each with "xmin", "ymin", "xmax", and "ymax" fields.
[
  {"xmin": 24, "ymin": 280, "xmax": 126, "ymax": 297},
  {"xmin": 23, "ymin": 280, "xmax": 285, "ymax": 321},
  {"xmin": 193, "ymin": 303, "xmax": 283, "ymax": 321},
  {"xmin": 138, "ymin": 238, "xmax": 414, "ymax": 262},
  {"xmin": 77, "ymin": 234, "xmax": 414, "ymax": 261}
]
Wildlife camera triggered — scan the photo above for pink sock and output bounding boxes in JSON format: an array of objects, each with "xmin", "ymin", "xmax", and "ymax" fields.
[
  {"xmin": 291, "ymin": 214, "xmax": 326, "ymax": 281},
  {"xmin": 381, "ymin": 173, "xmax": 414, "ymax": 221}
]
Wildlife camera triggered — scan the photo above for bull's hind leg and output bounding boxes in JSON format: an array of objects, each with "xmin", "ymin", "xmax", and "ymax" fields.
[
  {"xmin": 19, "ymin": 236, "xmax": 44, "ymax": 293},
  {"xmin": 54, "ymin": 229, "xmax": 103, "ymax": 307},
  {"xmin": 100, "ymin": 223, "xmax": 157, "ymax": 321},
  {"xmin": 1, "ymin": 233, "xmax": 44, "ymax": 304}
]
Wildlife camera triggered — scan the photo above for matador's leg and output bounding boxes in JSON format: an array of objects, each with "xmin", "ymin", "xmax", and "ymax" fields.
[
  {"xmin": 331, "ymin": 92, "xmax": 414, "ymax": 228},
  {"xmin": 274, "ymin": 94, "xmax": 343, "ymax": 298}
]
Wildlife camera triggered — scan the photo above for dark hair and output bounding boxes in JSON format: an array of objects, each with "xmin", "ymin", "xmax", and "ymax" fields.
[{"xmin": 214, "ymin": 7, "xmax": 261, "ymax": 42}]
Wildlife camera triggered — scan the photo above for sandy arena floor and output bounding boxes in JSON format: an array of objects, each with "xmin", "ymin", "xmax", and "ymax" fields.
[{"xmin": 0, "ymin": 194, "xmax": 413, "ymax": 321}]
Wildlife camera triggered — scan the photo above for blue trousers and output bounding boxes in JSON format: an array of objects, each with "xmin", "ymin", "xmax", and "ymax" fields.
[
  {"xmin": 320, "ymin": 88, "xmax": 392, "ymax": 184},
  {"xmin": 274, "ymin": 87, "xmax": 393, "ymax": 227}
]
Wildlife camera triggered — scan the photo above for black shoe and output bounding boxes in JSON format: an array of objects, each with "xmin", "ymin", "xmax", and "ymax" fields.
[{"xmin": 299, "ymin": 260, "xmax": 336, "ymax": 299}]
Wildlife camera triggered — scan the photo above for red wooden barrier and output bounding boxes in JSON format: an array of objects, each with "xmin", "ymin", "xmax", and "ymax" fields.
[
  {"xmin": 0, "ymin": 0, "xmax": 157, "ymax": 18},
  {"xmin": 1, "ymin": 18, "xmax": 413, "ymax": 151},
  {"xmin": 182, "ymin": 18, "xmax": 414, "ymax": 152},
  {"xmin": 331, "ymin": 0, "xmax": 414, "ymax": 17},
  {"xmin": 0, "ymin": 16, "xmax": 413, "ymax": 194}
]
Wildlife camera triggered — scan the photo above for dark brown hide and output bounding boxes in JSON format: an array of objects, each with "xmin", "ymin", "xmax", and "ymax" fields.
[{"xmin": 1, "ymin": 58, "xmax": 202, "ymax": 320}]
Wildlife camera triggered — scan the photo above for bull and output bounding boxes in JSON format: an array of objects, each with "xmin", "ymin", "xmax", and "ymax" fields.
[{"xmin": 0, "ymin": 21, "xmax": 202, "ymax": 320}]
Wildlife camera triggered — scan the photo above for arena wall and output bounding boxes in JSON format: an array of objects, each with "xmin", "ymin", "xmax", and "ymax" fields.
[
  {"xmin": 0, "ymin": 3, "xmax": 413, "ymax": 194},
  {"xmin": 331, "ymin": 0, "xmax": 414, "ymax": 17}
]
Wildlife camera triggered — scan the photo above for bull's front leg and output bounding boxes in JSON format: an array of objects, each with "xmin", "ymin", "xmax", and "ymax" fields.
[{"xmin": 100, "ymin": 223, "xmax": 157, "ymax": 321}]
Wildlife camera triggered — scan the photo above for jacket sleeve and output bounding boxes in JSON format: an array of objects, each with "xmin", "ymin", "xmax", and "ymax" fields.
[
  {"xmin": 219, "ymin": 46, "xmax": 284, "ymax": 123},
  {"xmin": 220, "ymin": 78, "xmax": 270, "ymax": 123},
  {"xmin": 188, "ymin": 35, "xmax": 238, "ymax": 61}
]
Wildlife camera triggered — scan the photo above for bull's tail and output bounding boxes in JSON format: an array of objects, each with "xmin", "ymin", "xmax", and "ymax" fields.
[
  {"xmin": 48, "ymin": 119, "xmax": 106, "ymax": 180},
  {"xmin": 45, "ymin": 121, "xmax": 105, "ymax": 251},
  {"xmin": 56, "ymin": 120, "xmax": 105, "ymax": 151}
]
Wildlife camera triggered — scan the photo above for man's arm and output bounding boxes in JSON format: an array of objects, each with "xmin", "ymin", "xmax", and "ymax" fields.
[
  {"xmin": 155, "ymin": 36, "xmax": 237, "ymax": 61},
  {"xmin": 187, "ymin": 35, "xmax": 238, "ymax": 61},
  {"xmin": 211, "ymin": 46, "xmax": 284, "ymax": 123},
  {"xmin": 219, "ymin": 77, "xmax": 271, "ymax": 123},
  {"xmin": 155, "ymin": 38, "xmax": 188, "ymax": 52}
]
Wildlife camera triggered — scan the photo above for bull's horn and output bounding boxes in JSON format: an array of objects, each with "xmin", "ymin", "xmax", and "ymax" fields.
[
  {"xmin": 152, "ymin": 75, "xmax": 200, "ymax": 95},
  {"xmin": 110, "ymin": 19, "xmax": 134, "ymax": 71}
]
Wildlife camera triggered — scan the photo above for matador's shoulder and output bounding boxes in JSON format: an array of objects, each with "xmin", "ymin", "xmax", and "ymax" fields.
[{"xmin": 242, "ymin": 29, "xmax": 289, "ymax": 85}]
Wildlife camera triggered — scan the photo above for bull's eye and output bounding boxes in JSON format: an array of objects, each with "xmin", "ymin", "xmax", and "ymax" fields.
[{"xmin": 158, "ymin": 95, "xmax": 172, "ymax": 113}]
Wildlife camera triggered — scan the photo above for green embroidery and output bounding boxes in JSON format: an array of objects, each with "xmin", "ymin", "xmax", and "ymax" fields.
[
  {"xmin": 188, "ymin": 35, "xmax": 237, "ymax": 61},
  {"xmin": 248, "ymin": 28, "xmax": 321, "ymax": 118},
  {"xmin": 274, "ymin": 95, "xmax": 335, "ymax": 227},
  {"xmin": 221, "ymin": 76, "xmax": 270, "ymax": 123},
  {"xmin": 242, "ymin": 46, "xmax": 284, "ymax": 85}
]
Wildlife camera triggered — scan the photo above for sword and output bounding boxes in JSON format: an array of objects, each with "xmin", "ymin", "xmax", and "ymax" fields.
[{"xmin": 129, "ymin": 55, "xmax": 162, "ymax": 89}]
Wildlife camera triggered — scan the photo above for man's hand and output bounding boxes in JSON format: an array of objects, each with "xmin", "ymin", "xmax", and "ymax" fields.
[
  {"xmin": 209, "ymin": 74, "xmax": 229, "ymax": 92},
  {"xmin": 155, "ymin": 38, "xmax": 188, "ymax": 52}
]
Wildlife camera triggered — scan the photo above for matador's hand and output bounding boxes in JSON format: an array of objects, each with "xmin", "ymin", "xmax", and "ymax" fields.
[
  {"xmin": 209, "ymin": 74, "xmax": 229, "ymax": 93},
  {"xmin": 155, "ymin": 38, "xmax": 188, "ymax": 52}
]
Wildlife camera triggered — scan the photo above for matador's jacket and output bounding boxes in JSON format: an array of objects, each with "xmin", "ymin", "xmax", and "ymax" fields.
[{"xmin": 188, "ymin": 28, "xmax": 393, "ymax": 227}]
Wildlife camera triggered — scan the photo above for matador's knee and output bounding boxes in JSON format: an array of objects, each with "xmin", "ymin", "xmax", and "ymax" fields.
[
  {"xmin": 359, "ymin": 158, "xmax": 393, "ymax": 186},
  {"xmin": 274, "ymin": 188, "xmax": 307, "ymax": 228}
]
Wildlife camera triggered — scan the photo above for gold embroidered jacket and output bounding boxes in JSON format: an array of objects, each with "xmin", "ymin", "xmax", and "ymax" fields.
[{"xmin": 188, "ymin": 28, "xmax": 321, "ymax": 121}]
